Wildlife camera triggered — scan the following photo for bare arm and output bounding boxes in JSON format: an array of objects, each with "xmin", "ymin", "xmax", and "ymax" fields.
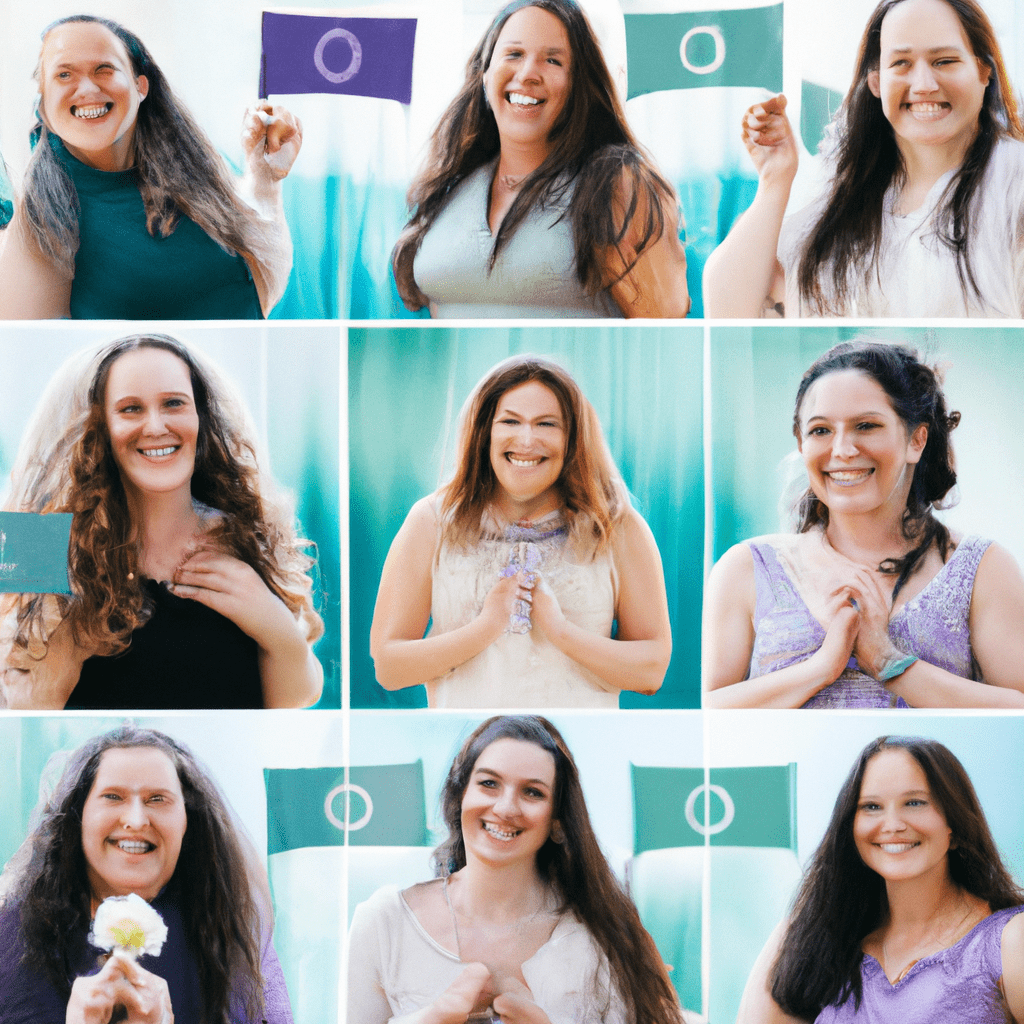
[
  {"xmin": 885, "ymin": 543, "xmax": 1024, "ymax": 708},
  {"xmin": 0, "ymin": 611, "xmax": 87, "ymax": 709},
  {"xmin": 702, "ymin": 543, "xmax": 858, "ymax": 709},
  {"xmin": 238, "ymin": 102, "xmax": 302, "ymax": 315},
  {"xmin": 736, "ymin": 923, "xmax": 812, "ymax": 1024},
  {"xmin": 0, "ymin": 200, "xmax": 72, "ymax": 319},
  {"xmin": 604, "ymin": 175, "xmax": 690, "ymax": 318},
  {"xmin": 702, "ymin": 94, "xmax": 797, "ymax": 318},
  {"xmin": 369, "ymin": 498, "xmax": 520, "ymax": 691},
  {"xmin": 530, "ymin": 507, "xmax": 672, "ymax": 694},
  {"xmin": 1001, "ymin": 912, "xmax": 1024, "ymax": 1024}
]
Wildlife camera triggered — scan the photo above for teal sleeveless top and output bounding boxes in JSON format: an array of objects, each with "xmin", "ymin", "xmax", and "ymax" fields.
[{"xmin": 52, "ymin": 135, "xmax": 262, "ymax": 319}]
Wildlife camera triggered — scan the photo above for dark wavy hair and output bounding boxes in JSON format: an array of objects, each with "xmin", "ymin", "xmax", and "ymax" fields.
[
  {"xmin": 792, "ymin": 340, "xmax": 960, "ymax": 600},
  {"xmin": 391, "ymin": 0, "xmax": 680, "ymax": 310},
  {"xmin": 432, "ymin": 716, "xmax": 683, "ymax": 1024},
  {"xmin": 439, "ymin": 354, "xmax": 626, "ymax": 554},
  {"xmin": 10, "ymin": 726, "xmax": 269, "ymax": 1023},
  {"xmin": 796, "ymin": 0, "xmax": 1024, "ymax": 314},
  {"xmin": 771, "ymin": 736, "xmax": 1024, "ymax": 1018},
  {"xmin": 7, "ymin": 334, "xmax": 321, "ymax": 661},
  {"xmin": 24, "ymin": 15, "xmax": 271, "ymax": 281}
]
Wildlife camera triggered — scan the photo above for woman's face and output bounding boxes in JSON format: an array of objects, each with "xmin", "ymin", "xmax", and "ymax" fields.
[
  {"xmin": 104, "ymin": 347, "xmax": 200, "ymax": 503},
  {"xmin": 867, "ymin": 0, "xmax": 990, "ymax": 160},
  {"xmin": 853, "ymin": 748, "xmax": 953, "ymax": 886},
  {"xmin": 797, "ymin": 369, "xmax": 927, "ymax": 520},
  {"xmin": 483, "ymin": 6, "xmax": 572, "ymax": 157},
  {"xmin": 489, "ymin": 380, "xmax": 567, "ymax": 516},
  {"xmin": 461, "ymin": 737, "xmax": 557, "ymax": 868},
  {"xmin": 39, "ymin": 21, "xmax": 149, "ymax": 173},
  {"xmin": 81, "ymin": 747, "xmax": 187, "ymax": 903}
]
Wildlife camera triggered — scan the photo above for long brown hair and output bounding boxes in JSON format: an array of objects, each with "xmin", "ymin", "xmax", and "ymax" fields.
[
  {"xmin": 438, "ymin": 354, "xmax": 626, "ymax": 554},
  {"xmin": 391, "ymin": 0, "xmax": 679, "ymax": 310},
  {"xmin": 434, "ymin": 716, "xmax": 684, "ymax": 1024},
  {"xmin": 796, "ymin": 0, "xmax": 1023, "ymax": 314},
  {"xmin": 5, "ymin": 334, "xmax": 322, "ymax": 660},
  {"xmin": 771, "ymin": 736, "xmax": 1024, "ymax": 1017},
  {"xmin": 10, "ymin": 726, "xmax": 270, "ymax": 1023},
  {"xmin": 23, "ymin": 15, "xmax": 274, "ymax": 283}
]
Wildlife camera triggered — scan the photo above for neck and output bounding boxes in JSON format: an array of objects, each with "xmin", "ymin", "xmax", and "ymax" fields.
[
  {"xmin": 492, "ymin": 491, "xmax": 562, "ymax": 525},
  {"xmin": 451, "ymin": 859, "xmax": 550, "ymax": 923},
  {"xmin": 496, "ymin": 140, "xmax": 550, "ymax": 184},
  {"xmin": 896, "ymin": 130, "xmax": 975, "ymax": 195},
  {"xmin": 126, "ymin": 486, "xmax": 202, "ymax": 571},
  {"xmin": 823, "ymin": 511, "xmax": 913, "ymax": 568},
  {"xmin": 884, "ymin": 871, "xmax": 964, "ymax": 931}
]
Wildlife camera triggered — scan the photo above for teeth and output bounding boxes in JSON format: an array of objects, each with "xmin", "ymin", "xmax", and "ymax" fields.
[
  {"xmin": 879, "ymin": 842, "xmax": 918, "ymax": 853},
  {"xmin": 827, "ymin": 469, "xmax": 871, "ymax": 482},
  {"xmin": 907, "ymin": 102, "xmax": 946, "ymax": 112},
  {"xmin": 508, "ymin": 93, "xmax": 541, "ymax": 106},
  {"xmin": 508, "ymin": 455, "xmax": 541, "ymax": 467},
  {"xmin": 73, "ymin": 104, "xmax": 111, "ymax": 119},
  {"xmin": 483, "ymin": 823, "xmax": 521, "ymax": 841},
  {"xmin": 117, "ymin": 840, "xmax": 151, "ymax": 854},
  {"xmin": 141, "ymin": 446, "xmax": 178, "ymax": 457}
]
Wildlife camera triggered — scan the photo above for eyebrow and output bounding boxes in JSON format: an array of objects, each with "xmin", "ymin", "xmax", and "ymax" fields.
[
  {"xmin": 498, "ymin": 40, "xmax": 567, "ymax": 53},
  {"xmin": 804, "ymin": 410, "xmax": 889, "ymax": 424},
  {"xmin": 495, "ymin": 405, "xmax": 562, "ymax": 421},
  {"xmin": 886, "ymin": 44, "xmax": 969, "ymax": 54},
  {"xmin": 472, "ymin": 767, "xmax": 552, "ymax": 787},
  {"xmin": 859, "ymin": 788, "xmax": 930, "ymax": 800}
]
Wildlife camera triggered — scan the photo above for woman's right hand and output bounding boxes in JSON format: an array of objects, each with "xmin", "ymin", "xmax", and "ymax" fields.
[
  {"xmin": 810, "ymin": 589, "xmax": 860, "ymax": 683},
  {"xmin": 66, "ymin": 953, "xmax": 173, "ymax": 1024},
  {"xmin": 742, "ymin": 93, "xmax": 799, "ymax": 188},
  {"xmin": 478, "ymin": 570, "xmax": 533, "ymax": 640},
  {"xmin": 418, "ymin": 962, "xmax": 494, "ymax": 1024}
]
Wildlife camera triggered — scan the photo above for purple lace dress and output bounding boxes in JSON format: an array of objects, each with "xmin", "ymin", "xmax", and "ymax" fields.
[
  {"xmin": 815, "ymin": 906, "xmax": 1023, "ymax": 1022},
  {"xmin": 747, "ymin": 536, "xmax": 991, "ymax": 708}
]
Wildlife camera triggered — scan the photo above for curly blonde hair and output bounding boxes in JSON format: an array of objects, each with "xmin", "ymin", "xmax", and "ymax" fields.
[{"xmin": 3, "ymin": 334, "xmax": 322, "ymax": 661}]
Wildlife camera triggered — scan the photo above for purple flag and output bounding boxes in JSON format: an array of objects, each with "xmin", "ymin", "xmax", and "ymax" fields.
[{"xmin": 260, "ymin": 11, "xmax": 417, "ymax": 103}]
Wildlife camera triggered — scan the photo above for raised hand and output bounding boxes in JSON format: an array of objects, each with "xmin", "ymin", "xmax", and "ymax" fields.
[
  {"xmin": 741, "ymin": 93, "xmax": 799, "ymax": 188},
  {"xmin": 66, "ymin": 952, "xmax": 173, "ymax": 1024},
  {"xmin": 242, "ymin": 101, "xmax": 303, "ymax": 181}
]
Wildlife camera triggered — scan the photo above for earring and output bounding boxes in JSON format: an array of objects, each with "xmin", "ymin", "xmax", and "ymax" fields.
[{"xmin": 550, "ymin": 822, "xmax": 565, "ymax": 844}]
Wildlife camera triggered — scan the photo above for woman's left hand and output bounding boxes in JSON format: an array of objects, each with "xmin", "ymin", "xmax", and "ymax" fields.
[
  {"xmin": 527, "ymin": 575, "xmax": 565, "ymax": 640},
  {"xmin": 242, "ymin": 102, "xmax": 303, "ymax": 181},
  {"xmin": 839, "ymin": 567, "xmax": 905, "ymax": 680},
  {"xmin": 491, "ymin": 978, "xmax": 551, "ymax": 1024},
  {"xmin": 169, "ymin": 548, "xmax": 300, "ymax": 651}
]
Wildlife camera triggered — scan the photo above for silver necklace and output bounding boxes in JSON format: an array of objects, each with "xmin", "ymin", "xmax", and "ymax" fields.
[{"xmin": 442, "ymin": 874, "xmax": 553, "ymax": 958}]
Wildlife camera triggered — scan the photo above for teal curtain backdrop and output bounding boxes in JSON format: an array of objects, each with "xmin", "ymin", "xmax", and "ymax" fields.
[
  {"xmin": 708, "ymin": 711, "xmax": 1024, "ymax": 1024},
  {"xmin": 708, "ymin": 325, "xmax": 1024, "ymax": 571},
  {"xmin": 349, "ymin": 324, "xmax": 704, "ymax": 709},
  {"xmin": 0, "ymin": 714, "xmax": 346, "ymax": 1024},
  {"xmin": 0, "ymin": 324, "xmax": 341, "ymax": 708}
]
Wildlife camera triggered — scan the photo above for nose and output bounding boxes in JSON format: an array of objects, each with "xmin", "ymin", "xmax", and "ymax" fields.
[
  {"xmin": 493, "ymin": 787, "xmax": 520, "ymax": 819},
  {"xmin": 909, "ymin": 59, "xmax": 939, "ymax": 94},
  {"xmin": 121, "ymin": 795, "xmax": 149, "ymax": 830},
  {"xmin": 831, "ymin": 426, "xmax": 859, "ymax": 459},
  {"xmin": 880, "ymin": 805, "xmax": 907, "ymax": 833},
  {"xmin": 517, "ymin": 52, "xmax": 543, "ymax": 82},
  {"xmin": 142, "ymin": 405, "xmax": 167, "ymax": 436}
]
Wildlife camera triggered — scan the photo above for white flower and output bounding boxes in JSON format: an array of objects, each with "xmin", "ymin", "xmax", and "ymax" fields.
[{"xmin": 89, "ymin": 893, "xmax": 168, "ymax": 958}]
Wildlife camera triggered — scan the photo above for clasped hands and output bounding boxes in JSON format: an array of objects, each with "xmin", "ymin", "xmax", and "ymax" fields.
[{"xmin": 420, "ymin": 962, "xmax": 552, "ymax": 1024}]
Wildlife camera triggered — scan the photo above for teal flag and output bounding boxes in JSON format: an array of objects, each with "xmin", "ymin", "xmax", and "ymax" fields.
[
  {"xmin": 632, "ymin": 764, "xmax": 797, "ymax": 852},
  {"xmin": 0, "ymin": 512, "xmax": 72, "ymax": 593},
  {"xmin": 801, "ymin": 79, "xmax": 845, "ymax": 154},
  {"xmin": 264, "ymin": 762, "xmax": 426, "ymax": 854},
  {"xmin": 624, "ymin": 4, "xmax": 783, "ymax": 99}
]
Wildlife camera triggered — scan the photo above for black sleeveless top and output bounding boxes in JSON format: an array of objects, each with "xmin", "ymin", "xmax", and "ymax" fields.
[{"xmin": 66, "ymin": 579, "xmax": 263, "ymax": 709}]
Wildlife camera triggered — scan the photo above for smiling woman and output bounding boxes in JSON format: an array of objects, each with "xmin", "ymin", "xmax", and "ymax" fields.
[
  {"xmin": 391, "ymin": 0, "xmax": 690, "ymax": 318},
  {"xmin": 369, "ymin": 354, "xmax": 672, "ymax": 708},
  {"xmin": 0, "ymin": 333, "xmax": 323, "ymax": 710},
  {"xmin": 0, "ymin": 15, "xmax": 302, "ymax": 320},
  {"xmin": 736, "ymin": 737, "xmax": 1024, "ymax": 1023},
  {"xmin": 348, "ymin": 715, "xmax": 687, "ymax": 1024},
  {"xmin": 703, "ymin": 0, "xmax": 1024, "ymax": 317},
  {"xmin": 0, "ymin": 725, "xmax": 293, "ymax": 1024},
  {"xmin": 702, "ymin": 340, "xmax": 1024, "ymax": 709}
]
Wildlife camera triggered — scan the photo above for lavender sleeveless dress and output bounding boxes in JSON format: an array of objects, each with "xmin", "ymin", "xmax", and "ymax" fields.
[
  {"xmin": 815, "ymin": 906, "xmax": 1023, "ymax": 1023},
  {"xmin": 747, "ymin": 536, "xmax": 991, "ymax": 708}
]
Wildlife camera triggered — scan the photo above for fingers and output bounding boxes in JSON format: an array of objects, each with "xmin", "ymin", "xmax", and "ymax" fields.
[{"xmin": 742, "ymin": 103, "xmax": 792, "ymax": 147}]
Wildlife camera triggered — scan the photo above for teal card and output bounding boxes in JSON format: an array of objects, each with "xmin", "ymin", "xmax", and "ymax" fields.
[{"xmin": 0, "ymin": 512, "xmax": 73, "ymax": 593}]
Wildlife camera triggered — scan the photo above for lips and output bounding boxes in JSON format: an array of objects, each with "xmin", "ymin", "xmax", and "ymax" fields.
[
  {"xmin": 112, "ymin": 838, "xmax": 155, "ymax": 854},
  {"xmin": 139, "ymin": 445, "xmax": 180, "ymax": 458},
  {"xmin": 508, "ymin": 92, "xmax": 541, "ymax": 106},
  {"xmin": 902, "ymin": 101, "xmax": 950, "ymax": 120},
  {"xmin": 825, "ymin": 468, "xmax": 874, "ymax": 484},
  {"xmin": 72, "ymin": 102, "xmax": 113, "ymax": 119},
  {"xmin": 877, "ymin": 841, "xmax": 920, "ymax": 853},
  {"xmin": 506, "ymin": 453, "xmax": 543, "ymax": 467}
]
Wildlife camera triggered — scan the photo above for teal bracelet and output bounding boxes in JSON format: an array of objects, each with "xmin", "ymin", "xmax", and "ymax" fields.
[{"xmin": 878, "ymin": 654, "xmax": 919, "ymax": 682}]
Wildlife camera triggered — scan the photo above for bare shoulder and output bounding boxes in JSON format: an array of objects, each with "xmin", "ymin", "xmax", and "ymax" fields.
[
  {"xmin": 610, "ymin": 504, "xmax": 658, "ymax": 552},
  {"xmin": 401, "ymin": 877, "xmax": 444, "ymax": 913},
  {"xmin": 398, "ymin": 494, "xmax": 441, "ymax": 540}
]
